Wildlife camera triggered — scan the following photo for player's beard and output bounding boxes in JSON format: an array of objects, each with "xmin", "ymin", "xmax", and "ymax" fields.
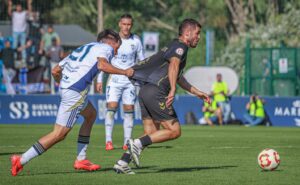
[{"xmin": 189, "ymin": 38, "xmax": 199, "ymax": 48}]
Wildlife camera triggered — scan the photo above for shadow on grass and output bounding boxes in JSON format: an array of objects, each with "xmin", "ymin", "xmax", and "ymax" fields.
[
  {"xmin": 260, "ymin": 169, "xmax": 283, "ymax": 172},
  {"xmin": 16, "ymin": 165, "xmax": 237, "ymax": 176},
  {"xmin": 114, "ymin": 146, "xmax": 173, "ymax": 150},
  {"xmin": 138, "ymin": 165, "xmax": 238, "ymax": 174},
  {"xmin": 18, "ymin": 170, "xmax": 90, "ymax": 176},
  {"xmin": 110, "ymin": 145, "xmax": 172, "ymax": 150},
  {"xmin": 18, "ymin": 166, "xmax": 158, "ymax": 176},
  {"xmin": 147, "ymin": 146, "xmax": 173, "ymax": 149},
  {"xmin": 0, "ymin": 152, "xmax": 23, "ymax": 156}
]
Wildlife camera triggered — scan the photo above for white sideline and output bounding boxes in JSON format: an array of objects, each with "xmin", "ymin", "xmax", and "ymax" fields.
[{"xmin": 211, "ymin": 145, "xmax": 297, "ymax": 149}]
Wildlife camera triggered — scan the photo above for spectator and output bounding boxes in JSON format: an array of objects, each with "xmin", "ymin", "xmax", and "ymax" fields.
[
  {"xmin": 27, "ymin": 10, "xmax": 43, "ymax": 66},
  {"xmin": 27, "ymin": 11, "xmax": 42, "ymax": 44},
  {"xmin": 202, "ymin": 97, "xmax": 223, "ymax": 126},
  {"xmin": 211, "ymin": 73, "xmax": 231, "ymax": 124},
  {"xmin": 39, "ymin": 25, "xmax": 60, "ymax": 55},
  {"xmin": 24, "ymin": 39, "xmax": 35, "ymax": 68},
  {"xmin": 0, "ymin": 40, "xmax": 16, "ymax": 95},
  {"xmin": 0, "ymin": 39, "xmax": 16, "ymax": 80},
  {"xmin": 37, "ymin": 27, "xmax": 46, "ymax": 66},
  {"xmin": 16, "ymin": 38, "xmax": 35, "ymax": 69},
  {"xmin": 46, "ymin": 38, "xmax": 63, "ymax": 63},
  {"xmin": 8, "ymin": 0, "xmax": 32, "ymax": 62},
  {"xmin": 46, "ymin": 38, "xmax": 63, "ymax": 94},
  {"xmin": 39, "ymin": 25, "xmax": 60, "ymax": 93},
  {"xmin": 243, "ymin": 95, "xmax": 266, "ymax": 126}
]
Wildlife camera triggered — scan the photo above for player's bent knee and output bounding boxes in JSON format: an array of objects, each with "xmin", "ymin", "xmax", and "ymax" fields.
[
  {"xmin": 171, "ymin": 129, "xmax": 181, "ymax": 139},
  {"xmin": 85, "ymin": 108, "xmax": 96, "ymax": 123},
  {"xmin": 168, "ymin": 125, "xmax": 181, "ymax": 139},
  {"xmin": 106, "ymin": 109, "xmax": 116, "ymax": 119}
]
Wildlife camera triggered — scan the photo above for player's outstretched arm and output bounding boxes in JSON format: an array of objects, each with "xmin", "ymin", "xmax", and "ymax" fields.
[
  {"xmin": 51, "ymin": 64, "xmax": 62, "ymax": 83},
  {"xmin": 97, "ymin": 57, "xmax": 134, "ymax": 77},
  {"xmin": 178, "ymin": 76, "xmax": 211, "ymax": 104}
]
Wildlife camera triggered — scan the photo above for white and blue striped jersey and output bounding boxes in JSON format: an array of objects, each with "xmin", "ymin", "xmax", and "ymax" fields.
[
  {"xmin": 59, "ymin": 42, "xmax": 114, "ymax": 92},
  {"xmin": 97, "ymin": 34, "xmax": 144, "ymax": 84}
]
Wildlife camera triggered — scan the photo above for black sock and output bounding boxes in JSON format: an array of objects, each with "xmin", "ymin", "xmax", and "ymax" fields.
[
  {"xmin": 120, "ymin": 152, "xmax": 131, "ymax": 164},
  {"xmin": 77, "ymin": 135, "xmax": 90, "ymax": 144},
  {"xmin": 139, "ymin": 135, "xmax": 152, "ymax": 147}
]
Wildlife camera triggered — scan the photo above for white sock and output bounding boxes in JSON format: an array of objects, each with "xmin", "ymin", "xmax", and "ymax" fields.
[
  {"xmin": 105, "ymin": 110, "xmax": 115, "ymax": 143},
  {"xmin": 21, "ymin": 142, "xmax": 45, "ymax": 165},
  {"xmin": 77, "ymin": 143, "xmax": 88, "ymax": 161},
  {"xmin": 123, "ymin": 112, "xmax": 134, "ymax": 145},
  {"xmin": 134, "ymin": 138, "xmax": 143, "ymax": 149},
  {"xmin": 21, "ymin": 147, "xmax": 38, "ymax": 165},
  {"xmin": 77, "ymin": 135, "xmax": 90, "ymax": 161}
]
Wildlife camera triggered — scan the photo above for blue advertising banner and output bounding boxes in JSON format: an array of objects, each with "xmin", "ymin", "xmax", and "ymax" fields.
[
  {"xmin": 0, "ymin": 95, "xmax": 142, "ymax": 124},
  {"xmin": 0, "ymin": 95, "xmax": 60, "ymax": 124},
  {"xmin": 0, "ymin": 95, "xmax": 299, "ymax": 127},
  {"xmin": 264, "ymin": 97, "xmax": 300, "ymax": 127},
  {"xmin": 220, "ymin": 96, "xmax": 300, "ymax": 127}
]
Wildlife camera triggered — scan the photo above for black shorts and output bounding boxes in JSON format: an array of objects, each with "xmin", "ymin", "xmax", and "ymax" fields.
[{"xmin": 138, "ymin": 83, "xmax": 178, "ymax": 121}]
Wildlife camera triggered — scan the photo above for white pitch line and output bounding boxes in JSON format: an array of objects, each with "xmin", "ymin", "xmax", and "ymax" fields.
[
  {"xmin": 211, "ymin": 146, "xmax": 297, "ymax": 149},
  {"xmin": 211, "ymin": 146, "xmax": 252, "ymax": 149}
]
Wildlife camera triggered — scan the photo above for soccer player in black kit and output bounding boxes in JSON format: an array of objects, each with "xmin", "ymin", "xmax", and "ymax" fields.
[{"xmin": 113, "ymin": 18, "xmax": 211, "ymax": 174}]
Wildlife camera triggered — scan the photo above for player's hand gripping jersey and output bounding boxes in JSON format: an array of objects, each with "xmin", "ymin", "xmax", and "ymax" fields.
[
  {"xmin": 130, "ymin": 39, "xmax": 188, "ymax": 92},
  {"xmin": 98, "ymin": 34, "xmax": 144, "ymax": 85},
  {"xmin": 59, "ymin": 42, "xmax": 114, "ymax": 92}
]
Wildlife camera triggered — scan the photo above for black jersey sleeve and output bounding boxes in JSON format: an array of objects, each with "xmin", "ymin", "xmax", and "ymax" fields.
[{"xmin": 163, "ymin": 42, "xmax": 187, "ymax": 63}]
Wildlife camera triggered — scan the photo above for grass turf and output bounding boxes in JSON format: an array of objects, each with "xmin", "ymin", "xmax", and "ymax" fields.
[{"xmin": 0, "ymin": 124, "xmax": 299, "ymax": 185}]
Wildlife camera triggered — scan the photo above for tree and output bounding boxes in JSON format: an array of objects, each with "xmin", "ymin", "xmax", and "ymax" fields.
[{"xmin": 214, "ymin": 3, "xmax": 300, "ymax": 94}]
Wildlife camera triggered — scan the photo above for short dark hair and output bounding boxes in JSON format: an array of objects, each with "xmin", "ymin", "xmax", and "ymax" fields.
[
  {"xmin": 120, "ymin": 14, "xmax": 133, "ymax": 21},
  {"xmin": 97, "ymin": 29, "xmax": 121, "ymax": 44},
  {"xmin": 178, "ymin": 19, "xmax": 202, "ymax": 36}
]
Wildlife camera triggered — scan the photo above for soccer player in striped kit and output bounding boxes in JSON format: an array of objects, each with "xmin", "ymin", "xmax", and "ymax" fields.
[{"xmin": 10, "ymin": 29, "xmax": 134, "ymax": 176}]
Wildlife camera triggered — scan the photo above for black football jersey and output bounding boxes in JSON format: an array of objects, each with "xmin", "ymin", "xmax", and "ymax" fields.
[{"xmin": 130, "ymin": 39, "xmax": 188, "ymax": 92}]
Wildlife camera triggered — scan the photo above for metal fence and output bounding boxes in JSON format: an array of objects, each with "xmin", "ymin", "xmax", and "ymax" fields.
[{"xmin": 245, "ymin": 39, "xmax": 300, "ymax": 96}]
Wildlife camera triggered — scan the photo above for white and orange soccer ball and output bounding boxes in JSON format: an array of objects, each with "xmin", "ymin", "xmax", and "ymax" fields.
[{"xmin": 257, "ymin": 148, "xmax": 280, "ymax": 171}]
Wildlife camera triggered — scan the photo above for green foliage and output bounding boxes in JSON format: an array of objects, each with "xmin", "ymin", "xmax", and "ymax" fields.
[
  {"xmin": 50, "ymin": 0, "xmax": 98, "ymax": 32},
  {"xmin": 8, "ymin": 0, "xmax": 298, "ymax": 95},
  {"xmin": 214, "ymin": 4, "xmax": 300, "ymax": 85},
  {"xmin": 41, "ymin": 0, "xmax": 228, "ymax": 49}
]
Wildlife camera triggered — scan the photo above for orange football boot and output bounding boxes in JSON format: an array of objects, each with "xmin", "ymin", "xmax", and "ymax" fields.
[
  {"xmin": 10, "ymin": 155, "xmax": 23, "ymax": 176},
  {"xmin": 105, "ymin": 141, "xmax": 114, "ymax": 151},
  {"xmin": 74, "ymin": 159, "xmax": 100, "ymax": 171}
]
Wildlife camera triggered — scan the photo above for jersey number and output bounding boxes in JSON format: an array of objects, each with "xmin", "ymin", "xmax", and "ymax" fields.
[{"xmin": 69, "ymin": 45, "xmax": 94, "ymax": 62}]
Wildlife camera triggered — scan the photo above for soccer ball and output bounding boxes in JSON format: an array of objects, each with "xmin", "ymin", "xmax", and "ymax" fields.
[{"xmin": 257, "ymin": 148, "xmax": 280, "ymax": 171}]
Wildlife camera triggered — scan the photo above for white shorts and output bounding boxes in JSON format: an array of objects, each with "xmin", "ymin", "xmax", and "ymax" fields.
[
  {"xmin": 56, "ymin": 88, "xmax": 89, "ymax": 128},
  {"xmin": 106, "ymin": 81, "xmax": 136, "ymax": 105}
]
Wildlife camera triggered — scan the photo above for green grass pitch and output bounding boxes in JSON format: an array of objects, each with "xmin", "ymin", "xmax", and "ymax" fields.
[{"xmin": 0, "ymin": 124, "xmax": 299, "ymax": 185}]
